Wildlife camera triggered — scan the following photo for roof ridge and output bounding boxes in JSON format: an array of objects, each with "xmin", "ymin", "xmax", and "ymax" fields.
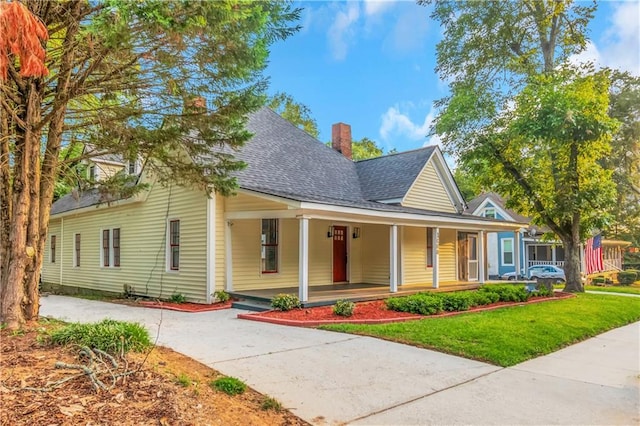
[{"xmin": 354, "ymin": 145, "xmax": 436, "ymax": 163}]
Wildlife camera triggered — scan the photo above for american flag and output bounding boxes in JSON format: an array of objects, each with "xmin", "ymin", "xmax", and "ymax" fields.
[{"xmin": 585, "ymin": 234, "xmax": 603, "ymax": 274}]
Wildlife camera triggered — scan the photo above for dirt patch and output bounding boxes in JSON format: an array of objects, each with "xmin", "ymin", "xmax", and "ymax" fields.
[
  {"xmin": 239, "ymin": 293, "xmax": 575, "ymax": 327},
  {"xmin": 0, "ymin": 322, "xmax": 308, "ymax": 426}
]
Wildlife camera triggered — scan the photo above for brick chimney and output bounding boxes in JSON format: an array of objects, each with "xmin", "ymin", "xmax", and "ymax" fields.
[{"xmin": 331, "ymin": 122, "xmax": 352, "ymax": 160}]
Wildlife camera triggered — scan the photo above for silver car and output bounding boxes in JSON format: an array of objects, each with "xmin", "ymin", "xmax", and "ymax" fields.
[{"xmin": 501, "ymin": 265, "xmax": 566, "ymax": 282}]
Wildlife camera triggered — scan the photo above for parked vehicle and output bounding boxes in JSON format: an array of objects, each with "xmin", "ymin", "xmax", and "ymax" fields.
[{"xmin": 501, "ymin": 265, "xmax": 566, "ymax": 282}]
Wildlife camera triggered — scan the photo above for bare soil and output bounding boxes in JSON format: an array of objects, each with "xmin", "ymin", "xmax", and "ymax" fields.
[{"xmin": 0, "ymin": 322, "xmax": 308, "ymax": 426}]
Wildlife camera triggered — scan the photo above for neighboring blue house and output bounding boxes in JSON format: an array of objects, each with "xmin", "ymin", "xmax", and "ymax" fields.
[
  {"xmin": 466, "ymin": 193, "xmax": 527, "ymax": 279},
  {"xmin": 466, "ymin": 193, "xmax": 629, "ymax": 278}
]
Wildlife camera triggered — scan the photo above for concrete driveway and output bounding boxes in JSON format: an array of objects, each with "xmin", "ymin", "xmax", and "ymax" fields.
[{"xmin": 40, "ymin": 295, "xmax": 639, "ymax": 425}]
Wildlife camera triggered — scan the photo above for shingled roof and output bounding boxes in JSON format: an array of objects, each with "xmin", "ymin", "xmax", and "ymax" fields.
[
  {"xmin": 52, "ymin": 108, "xmax": 470, "ymax": 219},
  {"xmin": 465, "ymin": 192, "xmax": 531, "ymax": 224}
]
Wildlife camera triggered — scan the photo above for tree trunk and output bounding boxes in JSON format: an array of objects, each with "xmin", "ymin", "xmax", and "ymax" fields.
[
  {"xmin": 561, "ymin": 220, "xmax": 584, "ymax": 292},
  {"xmin": 1, "ymin": 83, "xmax": 42, "ymax": 329}
]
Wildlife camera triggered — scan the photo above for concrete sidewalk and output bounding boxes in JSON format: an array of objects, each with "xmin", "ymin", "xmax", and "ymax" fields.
[{"xmin": 40, "ymin": 295, "xmax": 639, "ymax": 425}]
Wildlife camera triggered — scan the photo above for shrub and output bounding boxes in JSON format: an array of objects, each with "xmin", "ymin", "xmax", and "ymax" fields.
[
  {"xmin": 532, "ymin": 283, "xmax": 553, "ymax": 297},
  {"xmin": 49, "ymin": 319, "xmax": 151, "ymax": 354},
  {"xmin": 271, "ymin": 294, "xmax": 301, "ymax": 311},
  {"xmin": 333, "ymin": 299, "xmax": 355, "ymax": 317},
  {"xmin": 261, "ymin": 396, "xmax": 283, "ymax": 412},
  {"xmin": 385, "ymin": 293, "xmax": 443, "ymax": 315},
  {"xmin": 213, "ymin": 290, "xmax": 230, "ymax": 303},
  {"xmin": 479, "ymin": 285, "xmax": 529, "ymax": 302},
  {"xmin": 170, "ymin": 293, "xmax": 186, "ymax": 303},
  {"xmin": 440, "ymin": 292, "xmax": 474, "ymax": 312},
  {"xmin": 617, "ymin": 271, "xmax": 638, "ymax": 286},
  {"xmin": 591, "ymin": 276, "xmax": 606, "ymax": 285},
  {"xmin": 211, "ymin": 376, "xmax": 246, "ymax": 396},
  {"xmin": 471, "ymin": 290, "xmax": 499, "ymax": 305}
]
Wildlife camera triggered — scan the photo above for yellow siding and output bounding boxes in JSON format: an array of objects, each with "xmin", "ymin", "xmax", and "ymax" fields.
[
  {"xmin": 214, "ymin": 194, "xmax": 226, "ymax": 291},
  {"xmin": 402, "ymin": 160, "xmax": 456, "ymax": 213},
  {"xmin": 231, "ymin": 218, "xmax": 298, "ymax": 291},
  {"xmin": 226, "ymin": 193, "xmax": 289, "ymax": 212},
  {"xmin": 41, "ymin": 220, "xmax": 62, "ymax": 284},
  {"xmin": 308, "ymin": 220, "xmax": 332, "ymax": 285},
  {"xmin": 439, "ymin": 228, "xmax": 457, "ymax": 282},
  {"xmin": 95, "ymin": 162, "xmax": 124, "ymax": 180},
  {"xmin": 349, "ymin": 224, "xmax": 363, "ymax": 283},
  {"xmin": 42, "ymin": 181, "xmax": 209, "ymax": 302},
  {"xmin": 401, "ymin": 226, "xmax": 432, "ymax": 285},
  {"xmin": 361, "ymin": 224, "xmax": 389, "ymax": 285}
]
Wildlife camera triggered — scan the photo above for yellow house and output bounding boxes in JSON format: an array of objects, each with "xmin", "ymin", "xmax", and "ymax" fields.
[{"xmin": 41, "ymin": 108, "xmax": 525, "ymax": 305}]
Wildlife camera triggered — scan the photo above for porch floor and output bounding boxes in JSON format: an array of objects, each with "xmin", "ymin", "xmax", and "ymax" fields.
[{"xmin": 229, "ymin": 281, "xmax": 497, "ymax": 307}]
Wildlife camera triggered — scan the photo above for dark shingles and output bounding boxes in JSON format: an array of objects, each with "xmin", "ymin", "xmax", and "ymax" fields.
[
  {"xmin": 50, "ymin": 188, "xmax": 129, "ymax": 215},
  {"xmin": 355, "ymin": 147, "xmax": 436, "ymax": 201},
  {"xmin": 465, "ymin": 192, "xmax": 532, "ymax": 223}
]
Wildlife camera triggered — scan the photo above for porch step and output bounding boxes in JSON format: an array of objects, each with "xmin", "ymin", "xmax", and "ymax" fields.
[{"xmin": 231, "ymin": 299, "xmax": 272, "ymax": 312}]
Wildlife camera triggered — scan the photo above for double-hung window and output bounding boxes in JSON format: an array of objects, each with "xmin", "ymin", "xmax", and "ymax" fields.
[
  {"xmin": 169, "ymin": 220, "xmax": 180, "ymax": 271},
  {"xmin": 50, "ymin": 235, "xmax": 56, "ymax": 263},
  {"xmin": 101, "ymin": 228, "xmax": 120, "ymax": 267},
  {"xmin": 261, "ymin": 219, "xmax": 278, "ymax": 273},
  {"xmin": 74, "ymin": 233, "xmax": 81, "ymax": 267},
  {"xmin": 502, "ymin": 238, "xmax": 514, "ymax": 266},
  {"xmin": 426, "ymin": 228, "xmax": 433, "ymax": 267}
]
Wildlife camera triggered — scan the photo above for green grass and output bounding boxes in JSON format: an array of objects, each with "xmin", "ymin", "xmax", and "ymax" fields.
[
  {"xmin": 49, "ymin": 318, "xmax": 151, "ymax": 354},
  {"xmin": 553, "ymin": 284, "xmax": 640, "ymax": 295},
  {"xmin": 210, "ymin": 376, "xmax": 247, "ymax": 396},
  {"xmin": 320, "ymin": 294, "xmax": 640, "ymax": 367}
]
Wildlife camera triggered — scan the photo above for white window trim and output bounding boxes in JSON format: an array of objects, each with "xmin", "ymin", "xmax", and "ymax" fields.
[
  {"xmin": 483, "ymin": 207, "xmax": 497, "ymax": 218},
  {"xmin": 260, "ymin": 218, "xmax": 280, "ymax": 275},
  {"xmin": 166, "ymin": 219, "xmax": 180, "ymax": 273},
  {"xmin": 501, "ymin": 237, "xmax": 515, "ymax": 266},
  {"xmin": 100, "ymin": 227, "xmax": 121, "ymax": 268}
]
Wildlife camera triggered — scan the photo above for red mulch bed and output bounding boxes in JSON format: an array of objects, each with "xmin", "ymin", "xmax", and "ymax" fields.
[
  {"xmin": 137, "ymin": 300, "xmax": 232, "ymax": 312},
  {"xmin": 238, "ymin": 292, "xmax": 574, "ymax": 327}
]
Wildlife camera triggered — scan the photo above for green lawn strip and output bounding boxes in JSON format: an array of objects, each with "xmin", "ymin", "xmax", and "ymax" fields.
[
  {"xmin": 584, "ymin": 286, "xmax": 640, "ymax": 295},
  {"xmin": 319, "ymin": 294, "xmax": 640, "ymax": 367}
]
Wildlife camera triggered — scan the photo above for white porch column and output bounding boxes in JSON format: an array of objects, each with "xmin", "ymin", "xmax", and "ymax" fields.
[
  {"xmin": 298, "ymin": 217, "xmax": 309, "ymax": 302},
  {"xmin": 390, "ymin": 224, "xmax": 399, "ymax": 293},
  {"xmin": 478, "ymin": 230, "xmax": 486, "ymax": 284},
  {"xmin": 432, "ymin": 227, "xmax": 440, "ymax": 289},
  {"xmin": 225, "ymin": 220, "xmax": 233, "ymax": 291},
  {"xmin": 205, "ymin": 196, "xmax": 216, "ymax": 303},
  {"xmin": 514, "ymin": 230, "xmax": 521, "ymax": 280}
]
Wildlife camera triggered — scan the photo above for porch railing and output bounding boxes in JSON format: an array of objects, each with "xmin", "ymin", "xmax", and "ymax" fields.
[
  {"xmin": 603, "ymin": 259, "xmax": 622, "ymax": 271},
  {"xmin": 528, "ymin": 260, "xmax": 565, "ymax": 268}
]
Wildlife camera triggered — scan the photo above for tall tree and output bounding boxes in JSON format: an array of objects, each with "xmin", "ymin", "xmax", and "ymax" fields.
[
  {"xmin": 0, "ymin": 0, "xmax": 300, "ymax": 329},
  {"xmin": 422, "ymin": 0, "xmax": 617, "ymax": 291},
  {"xmin": 268, "ymin": 92, "xmax": 319, "ymax": 138},
  {"xmin": 604, "ymin": 72, "xmax": 640, "ymax": 247}
]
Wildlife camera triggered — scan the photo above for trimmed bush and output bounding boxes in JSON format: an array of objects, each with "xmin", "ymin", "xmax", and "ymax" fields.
[
  {"xmin": 211, "ymin": 376, "xmax": 246, "ymax": 396},
  {"xmin": 479, "ymin": 284, "xmax": 529, "ymax": 302},
  {"xmin": 49, "ymin": 319, "xmax": 151, "ymax": 354},
  {"xmin": 617, "ymin": 271, "xmax": 638, "ymax": 286},
  {"xmin": 470, "ymin": 290, "xmax": 499, "ymax": 306},
  {"xmin": 591, "ymin": 276, "xmax": 607, "ymax": 285},
  {"xmin": 385, "ymin": 293, "xmax": 443, "ymax": 315},
  {"xmin": 271, "ymin": 294, "xmax": 301, "ymax": 311},
  {"xmin": 440, "ymin": 292, "xmax": 474, "ymax": 312},
  {"xmin": 213, "ymin": 290, "xmax": 230, "ymax": 303},
  {"xmin": 333, "ymin": 300, "xmax": 355, "ymax": 317}
]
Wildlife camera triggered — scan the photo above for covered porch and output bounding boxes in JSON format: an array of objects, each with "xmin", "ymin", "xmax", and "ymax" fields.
[{"xmin": 223, "ymin": 191, "xmax": 524, "ymax": 305}]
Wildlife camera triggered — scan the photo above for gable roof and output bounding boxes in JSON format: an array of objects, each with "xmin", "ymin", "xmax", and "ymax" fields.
[
  {"xmin": 355, "ymin": 147, "xmax": 436, "ymax": 201},
  {"xmin": 466, "ymin": 192, "xmax": 530, "ymax": 223},
  {"xmin": 51, "ymin": 108, "xmax": 476, "ymax": 220}
]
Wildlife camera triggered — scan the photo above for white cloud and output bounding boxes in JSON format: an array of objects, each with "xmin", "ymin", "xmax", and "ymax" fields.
[
  {"xmin": 363, "ymin": 0, "xmax": 396, "ymax": 17},
  {"xmin": 379, "ymin": 105, "xmax": 441, "ymax": 147},
  {"xmin": 571, "ymin": 2, "xmax": 639, "ymax": 75},
  {"xmin": 601, "ymin": 2, "xmax": 640, "ymax": 75},
  {"xmin": 384, "ymin": 6, "xmax": 430, "ymax": 54},
  {"xmin": 327, "ymin": 3, "xmax": 360, "ymax": 61}
]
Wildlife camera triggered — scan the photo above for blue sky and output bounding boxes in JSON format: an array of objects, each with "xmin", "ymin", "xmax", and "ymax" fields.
[{"xmin": 265, "ymin": 1, "xmax": 640, "ymax": 155}]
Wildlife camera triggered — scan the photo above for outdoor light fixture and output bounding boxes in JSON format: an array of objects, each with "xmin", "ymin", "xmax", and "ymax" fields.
[
  {"xmin": 352, "ymin": 227, "xmax": 361, "ymax": 239},
  {"xmin": 327, "ymin": 226, "xmax": 333, "ymax": 238}
]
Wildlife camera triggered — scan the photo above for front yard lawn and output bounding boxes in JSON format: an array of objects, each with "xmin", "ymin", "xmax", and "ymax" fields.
[
  {"xmin": 584, "ymin": 285, "xmax": 640, "ymax": 295},
  {"xmin": 320, "ymin": 293, "xmax": 640, "ymax": 367}
]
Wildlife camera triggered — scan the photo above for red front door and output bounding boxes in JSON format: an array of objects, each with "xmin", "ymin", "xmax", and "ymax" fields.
[{"xmin": 333, "ymin": 226, "xmax": 348, "ymax": 282}]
